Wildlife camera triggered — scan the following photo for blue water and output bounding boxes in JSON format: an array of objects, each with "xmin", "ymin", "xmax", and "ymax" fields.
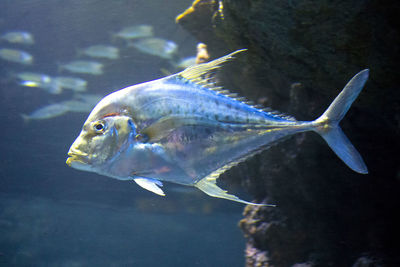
[{"xmin": 0, "ymin": 1, "xmax": 246, "ymax": 266}]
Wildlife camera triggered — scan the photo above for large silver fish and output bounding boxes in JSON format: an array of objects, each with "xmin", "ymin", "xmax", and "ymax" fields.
[{"xmin": 66, "ymin": 50, "xmax": 369, "ymax": 206}]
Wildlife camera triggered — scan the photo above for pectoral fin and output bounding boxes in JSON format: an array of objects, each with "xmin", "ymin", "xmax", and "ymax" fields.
[
  {"xmin": 134, "ymin": 177, "xmax": 165, "ymax": 196},
  {"xmin": 194, "ymin": 177, "xmax": 275, "ymax": 206},
  {"xmin": 141, "ymin": 115, "xmax": 217, "ymax": 142}
]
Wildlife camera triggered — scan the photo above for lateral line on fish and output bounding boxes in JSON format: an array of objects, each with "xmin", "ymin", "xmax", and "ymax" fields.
[{"xmin": 140, "ymin": 114, "xmax": 297, "ymax": 142}]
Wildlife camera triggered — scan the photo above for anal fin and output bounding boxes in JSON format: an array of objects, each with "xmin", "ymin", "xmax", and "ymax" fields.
[
  {"xmin": 134, "ymin": 177, "xmax": 165, "ymax": 196},
  {"xmin": 194, "ymin": 177, "xmax": 275, "ymax": 206}
]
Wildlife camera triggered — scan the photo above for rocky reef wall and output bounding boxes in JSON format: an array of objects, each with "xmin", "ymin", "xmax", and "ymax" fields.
[{"xmin": 177, "ymin": 0, "xmax": 399, "ymax": 266}]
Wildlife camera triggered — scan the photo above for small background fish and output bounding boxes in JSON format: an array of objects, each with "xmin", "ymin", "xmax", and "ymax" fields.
[
  {"xmin": 52, "ymin": 76, "xmax": 87, "ymax": 92},
  {"xmin": 0, "ymin": 48, "xmax": 33, "ymax": 65},
  {"xmin": 112, "ymin": 24, "xmax": 154, "ymax": 40},
  {"xmin": 0, "ymin": 31, "xmax": 34, "ymax": 45},
  {"xmin": 129, "ymin": 37, "xmax": 178, "ymax": 59},
  {"xmin": 16, "ymin": 72, "xmax": 62, "ymax": 94},
  {"xmin": 59, "ymin": 60, "xmax": 104, "ymax": 75},
  {"xmin": 78, "ymin": 45, "xmax": 119, "ymax": 60}
]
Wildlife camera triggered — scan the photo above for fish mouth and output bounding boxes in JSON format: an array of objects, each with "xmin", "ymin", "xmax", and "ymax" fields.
[{"xmin": 66, "ymin": 150, "xmax": 89, "ymax": 167}]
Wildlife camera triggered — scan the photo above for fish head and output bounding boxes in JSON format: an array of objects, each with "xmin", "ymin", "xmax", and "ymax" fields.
[
  {"xmin": 66, "ymin": 111, "xmax": 137, "ymax": 174},
  {"xmin": 20, "ymin": 52, "xmax": 33, "ymax": 64}
]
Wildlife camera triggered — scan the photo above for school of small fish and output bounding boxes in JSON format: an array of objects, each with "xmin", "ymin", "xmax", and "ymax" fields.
[{"xmin": 1, "ymin": 25, "xmax": 193, "ymax": 120}]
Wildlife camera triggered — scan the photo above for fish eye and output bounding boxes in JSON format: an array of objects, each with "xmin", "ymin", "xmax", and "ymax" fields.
[{"xmin": 93, "ymin": 121, "xmax": 105, "ymax": 132}]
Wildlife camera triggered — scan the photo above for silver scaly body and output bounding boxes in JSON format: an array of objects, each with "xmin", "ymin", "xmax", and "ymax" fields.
[{"xmin": 67, "ymin": 50, "xmax": 369, "ymax": 205}]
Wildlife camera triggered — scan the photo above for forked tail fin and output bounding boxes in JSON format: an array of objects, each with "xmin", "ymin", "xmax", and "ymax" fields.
[{"xmin": 314, "ymin": 69, "xmax": 369, "ymax": 174}]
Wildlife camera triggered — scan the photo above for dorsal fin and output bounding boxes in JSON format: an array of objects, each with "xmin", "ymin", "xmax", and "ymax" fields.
[
  {"xmin": 177, "ymin": 49, "xmax": 264, "ymax": 110},
  {"xmin": 259, "ymin": 107, "xmax": 296, "ymax": 121},
  {"xmin": 177, "ymin": 49, "xmax": 297, "ymax": 122},
  {"xmin": 178, "ymin": 49, "xmax": 247, "ymax": 84}
]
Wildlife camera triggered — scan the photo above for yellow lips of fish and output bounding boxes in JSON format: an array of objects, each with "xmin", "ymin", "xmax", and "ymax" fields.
[{"xmin": 66, "ymin": 150, "xmax": 88, "ymax": 167}]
